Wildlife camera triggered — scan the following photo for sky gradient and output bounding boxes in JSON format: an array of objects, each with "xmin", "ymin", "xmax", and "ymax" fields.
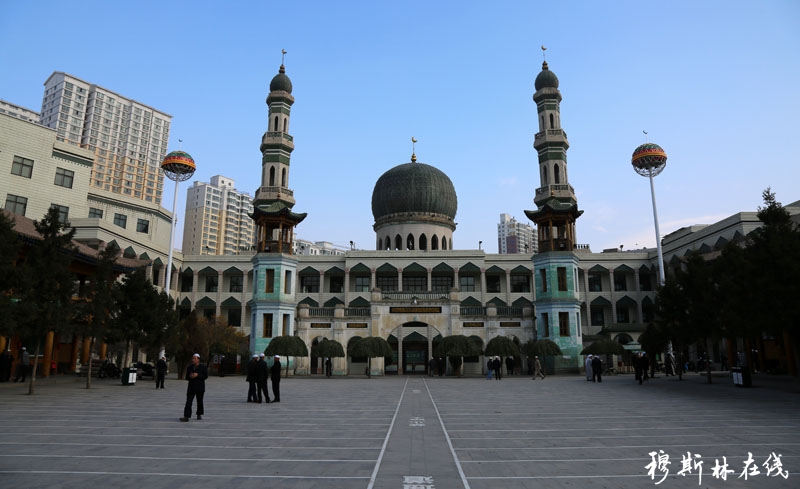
[{"xmin": 2, "ymin": 1, "xmax": 798, "ymax": 253}]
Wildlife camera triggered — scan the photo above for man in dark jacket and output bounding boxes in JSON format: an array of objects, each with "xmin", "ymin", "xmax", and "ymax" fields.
[
  {"xmin": 246, "ymin": 354, "xmax": 258, "ymax": 402},
  {"xmin": 270, "ymin": 355, "xmax": 282, "ymax": 402},
  {"xmin": 181, "ymin": 353, "xmax": 208, "ymax": 422},
  {"xmin": 591, "ymin": 355, "xmax": 603, "ymax": 383},
  {"xmin": 257, "ymin": 353, "xmax": 270, "ymax": 403},
  {"xmin": 492, "ymin": 357, "xmax": 502, "ymax": 380},
  {"xmin": 155, "ymin": 356, "xmax": 167, "ymax": 389}
]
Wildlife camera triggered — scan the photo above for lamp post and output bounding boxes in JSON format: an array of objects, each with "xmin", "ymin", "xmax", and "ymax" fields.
[
  {"xmin": 160, "ymin": 150, "xmax": 196, "ymax": 294},
  {"xmin": 631, "ymin": 142, "xmax": 667, "ymax": 286}
]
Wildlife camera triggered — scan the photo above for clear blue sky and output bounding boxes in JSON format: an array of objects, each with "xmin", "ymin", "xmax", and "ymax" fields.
[{"xmin": 2, "ymin": 1, "xmax": 799, "ymax": 253}]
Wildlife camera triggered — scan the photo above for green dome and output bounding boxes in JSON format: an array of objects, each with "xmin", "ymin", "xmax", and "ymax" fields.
[
  {"xmin": 534, "ymin": 61, "xmax": 559, "ymax": 91},
  {"xmin": 269, "ymin": 65, "xmax": 292, "ymax": 93},
  {"xmin": 372, "ymin": 161, "xmax": 457, "ymax": 221}
]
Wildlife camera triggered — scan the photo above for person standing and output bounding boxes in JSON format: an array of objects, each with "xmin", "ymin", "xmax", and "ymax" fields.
[
  {"xmin": 428, "ymin": 357, "xmax": 436, "ymax": 377},
  {"xmin": 585, "ymin": 354, "xmax": 593, "ymax": 381},
  {"xmin": 505, "ymin": 356, "xmax": 515, "ymax": 376},
  {"xmin": 246, "ymin": 354, "xmax": 258, "ymax": 402},
  {"xmin": 634, "ymin": 352, "xmax": 643, "ymax": 384},
  {"xmin": 591, "ymin": 355, "xmax": 602, "ymax": 383},
  {"xmin": 492, "ymin": 357, "xmax": 502, "ymax": 380},
  {"xmin": 13, "ymin": 347, "xmax": 30, "ymax": 383},
  {"xmin": 155, "ymin": 356, "xmax": 168, "ymax": 389},
  {"xmin": 181, "ymin": 353, "xmax": 208, "ymax": 422},
  {"xmin": 325, "ymin": 357, "xmax": 333, "ymax": 377},
  {"xmin": 270, "ymin": 355, "xmax": 282, "ymax": 402},
  {"xmin": 533, "ymin": 355, "xmax": 545, "ymax": 380},
  {"xmin": 257, "ymin": 353, "xmax": 270, "ymax": 403},
  {"xmin": 486, "ymin": 357, "xmax": 493, "ymax": 380}
]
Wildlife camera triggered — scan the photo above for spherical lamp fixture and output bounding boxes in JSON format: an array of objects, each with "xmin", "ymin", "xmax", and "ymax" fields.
[
  {"xmin": 162, "ymin": 150, "xmax": 197, "ymax": 295},
  {"xmin": 631, "ymin": 141, "xmax": 667, "ymax": 286}
]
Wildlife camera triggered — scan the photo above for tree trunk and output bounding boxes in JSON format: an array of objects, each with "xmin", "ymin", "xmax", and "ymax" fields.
[
  {"xmin": 27, "ymin": 340, "xmax": 41, "ymax": 395},
  {"xmin": 676, "ymin": 346, "xmax": 684, "ymax": 381}
]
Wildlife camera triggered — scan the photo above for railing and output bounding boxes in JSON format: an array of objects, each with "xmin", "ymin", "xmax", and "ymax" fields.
[
  {"xmin": 345, "ymin": 307, "xmax": 371, "ymax": 317},
  {"xmin": 538, "ymin": 239, "xmax": 573, "ymax": 253},
  {"xmin": 256, "ymin": 186, "xmax": 294, "ymax": 197},
  {"xmin": 265, "ymin": 131, "xmax": 294, "ymax": 142},
  {"xmin": 381, "ymin": 292, "xmax": 449, "ymax": 301},
  {"xmin": 497, "ymin": 306, "xmax": 523, "ymax": 317},
  {"xmin": 535, "ymin": 184, "xmax": 575, "ymax": 196},
  {"xmin": 460, "ymin": 306, "xmax": 486, "ymax": 316},
  {"xmin": 309, "ymin": 308, "xmax": 334, "ymax": 317},
  {"xmin": 534, "ymin": 129, "xmax": 568, "ymax": 141}
]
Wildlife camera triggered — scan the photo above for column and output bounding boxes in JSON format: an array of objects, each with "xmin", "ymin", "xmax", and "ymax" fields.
[
  {"xmin": 216, "ymin": 269, "xmax": 223, "ymax": 317},
  {"xmin": 344, "ymin": 268, "xmax": 351, "ymax": 306},
  {"xmin": 42, "ymin": 331, "xmax": 54, "ymax": 377},
  {"xmin": 427, "ymin": 268, "xmax": 432, "ymax": 292},
  {"xmin": 480, "ymin": 268, "xmax": 487, "ymax": 304},
  {"xmin": 192, "ymin": 270, "xmax": 199, "ymax": 305},
  {"xmin": 370, "ymin": 268, "xmax": 377, "ymax": 291},
  {"xmin": 634, "ymin": 271, "xmax": 643, "ymax": 323},
  {"xmin": 397, "ymin": 324, "xmax": 404, "ymax": 375},
  {"xmin": 397, "ymin": 269, "xmax": 403, "ymax": 292},
  {"xmin": 241, "ymin": 272, "xmax": 249, "ymax": 332},
  {"xmin": 608, "ymin": 269, "xmax": 616, "ymax": 323},
  {"xmin": 318, "ymin": 271, "xmax": 325, "ymax": 306},
  {"xmin": 505, "ymin": 270, "xmax": 511, "ymax": 305}
]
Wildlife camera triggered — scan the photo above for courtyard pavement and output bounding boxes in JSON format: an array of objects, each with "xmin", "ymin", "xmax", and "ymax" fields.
[{"xmin": 0, "ymin": 370, "xmax": 797, "ymax": 489}]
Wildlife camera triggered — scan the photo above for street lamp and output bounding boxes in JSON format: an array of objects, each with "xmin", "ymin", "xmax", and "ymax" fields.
[
  {"xmin": 160, "ymin": 150, "xmax": 196, "ymax": 293},
  {"xmin": 631, "ymin": 142, "xmax": 667, "ymax": 286}
]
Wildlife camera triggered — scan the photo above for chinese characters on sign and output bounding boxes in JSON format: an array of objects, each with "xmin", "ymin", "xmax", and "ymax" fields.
[
  {"xmin": 646, "ymin": 451, "xmax": 789, "ymax": 485},
  {"xmin": 403, "ymin": 475, "xmax": 434, "ymax": 489}
]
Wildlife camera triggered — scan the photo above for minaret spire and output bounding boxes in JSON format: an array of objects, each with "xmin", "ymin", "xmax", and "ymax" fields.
[{"xmin": 411, "ymin": 137, "xmax": 418, "ymax": 163}]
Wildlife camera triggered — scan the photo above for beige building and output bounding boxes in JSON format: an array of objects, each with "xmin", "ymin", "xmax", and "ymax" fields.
[
  {"xmin": 182, "ymin": 175, "xmax": 255, "ymax": 256},
  {"xmin": 39, "ymin": 72, "xmax": 171, "ymax": 205},
  {"xmin": 498, "ymin": 213, "xmax": 538, "ymax": 254}
]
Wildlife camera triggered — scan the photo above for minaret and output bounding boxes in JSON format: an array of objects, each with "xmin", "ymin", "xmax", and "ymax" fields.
[
  {"xmin": 250, "ymin": 53, "xmax": 307, "ymax": 358},
  {"xmin": 524, "ymin": 53, "xmax": 584, "ymax": 373}
]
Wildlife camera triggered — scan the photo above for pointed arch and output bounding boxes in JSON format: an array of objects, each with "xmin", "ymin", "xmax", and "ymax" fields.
[
  {"xmin": 441, "ymin": 236, "xmax": 448, "ymax": 250},
  {"xmin": 282, "ymin": 117, "xmax": 287, "ymax": 132},
  {"xmin": 542, "ymin": 165, "xmax": 548, "ymax": 185},
  {"xmin": 406, "ymin": 233, "xmax": 415, "ymax": 250},
  {"xmin": 269, "ymin": 166, "xmax": 275, "ymax": 186},
  {"xmin": 431, "ymin": 235, "xmax": 439, "ymax": 250},
  {"xmin": 419, "ymin": 233, "xmax": 427, "ymax": 251},
  {"xmin": 549, "ymin": 113, "xmax": 554, "ymax": 128},
  {"xmin": 273, "ymin": 116, "xmax": 279, "ymax": 131},
  {"xmin": 384, "ymin": 236, "xmax": 391, "ymax": 250},
  {"xmin": 394, "ymin": 234, "xmax": 402, "ymax": 250},
  {"xmin": 554, "ymin": 163, "xmax": 561, "ymax": 184},
  {"xmin": 281, "ymin": 168, "xmax": 287, "ymax": 187}
]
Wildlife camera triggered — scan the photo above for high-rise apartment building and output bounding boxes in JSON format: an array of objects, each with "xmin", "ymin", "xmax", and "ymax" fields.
[
  {"xmin": 497, "ymin": 213, "xmax": 538, "ymax": 254},
  {"xmin": 183, "ymin": 175, "xmax": 255, "ymax": 255},
  {"xmin": 38, "ymin": 72, "xmax": 171, "ymax": 204},
  {"xmin": 0, "ymin": 99, "xmax": 40, "ymax": 123}
]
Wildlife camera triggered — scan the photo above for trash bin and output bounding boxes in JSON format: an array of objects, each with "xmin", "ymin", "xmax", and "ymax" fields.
[
  {"xmin": 121, "ymin": 365, "xmax": 137, "ymax": 386},
  {"xmin": 732, "ymin": 366, "xmax": 751, "ymax": 387}
]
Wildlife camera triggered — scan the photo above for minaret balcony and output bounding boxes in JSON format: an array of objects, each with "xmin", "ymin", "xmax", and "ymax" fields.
[
  {"xmin": 538, "ymin": 238, "xmax": 574, "ymax": 253},
  {"xmin": 255, "ymin": 186, "xmax": 296, "ymax": 205},
  {"xmin": 534, "ymin": 129, "xmax": 569, "ymax": 146},
  {"xmin": 535, "ymin": 184, "xmax": 575, "ymax": 198},
  {"xmin": 261, "ymin": 132, "xmax": 295, "ymax": 151}
]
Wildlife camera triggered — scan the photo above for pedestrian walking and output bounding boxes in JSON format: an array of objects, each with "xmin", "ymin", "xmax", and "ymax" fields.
[
  {"xmin": 492, "ymin": 357, "xmax": 502, "ymax": 380},
  {"xmin": 155, "ymin": 356, "xmax": 167, "ymax": 389},
  {"xmin": 271, "ymin": 355, "xmax": 282, "ymax": 402},
  {"xmin": 585, "ymin": 354, "xmax": 593, "ymax": 381},
  {"xmin": 532, "ymin": 355, "xmax": 545, "ymax": 380},
  {"xmin": 257, "ymin": 353, "xmax": 270, "ymax": 403},
  {"xmin": 428, "ymin": 357, "xmax": 436, "ymax": 377},
  {"xmin": 13, "ymin": 347, "xmax": 30, "ymax": 383},
  {"xmin": 181, "ymin": 353, "xmax": 208, "ymax": 422},
  {"xmin": 246, "ymin": 354, "xmax": 258, "ymax": 402},
  {"xmin": 592, "ymin": 355, "xmax": 602, "ymax": 383}
]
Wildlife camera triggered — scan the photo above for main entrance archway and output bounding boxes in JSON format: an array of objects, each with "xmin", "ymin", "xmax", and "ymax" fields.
[{"xmin": 387, "ymin": 322, "xmax": 442, "ymax": 375}]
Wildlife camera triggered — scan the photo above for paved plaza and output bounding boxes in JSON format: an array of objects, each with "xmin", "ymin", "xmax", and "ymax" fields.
[{"xmin": 1, "ymin": 370, "xmax": 797, "ymax": 489}]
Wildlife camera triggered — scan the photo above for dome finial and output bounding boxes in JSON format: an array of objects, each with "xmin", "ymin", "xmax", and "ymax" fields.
[
  {"xmin": 643, "ymin": 129, "xmax": 649, "ymax": 142},
  {"xmin": 280, "ymin": 49, "xmax": 287, "ymax": 73},
  {"xmin": 411, "ymin": 137, "xmax": 418, "ymax": 163}
]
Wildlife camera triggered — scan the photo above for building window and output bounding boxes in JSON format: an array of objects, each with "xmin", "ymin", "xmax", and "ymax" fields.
[
  {"xmin": 539, "ymin": 269, "xmax": 547, "ymax": 292},
  {"xmin": 432, "ymin": 276, "xmax": 452, "ymax": 293},
  {"xmin": 459, "ymin": 275, "xmax": 475, "ymax": 292},
  {"xmin": 284, "ymin": 271, "xmax": 292, "ymax": 294},
  {"xmin": 511, "ymin": 275, "xmax": 530, "ymax": 293},
  {"xmin": 263, "ymin": 313, "xmax": 273, "ymax": 338},
  {"xmin": 329, "ymin": 276, "xmax": 344, "ymax": 293},
  {"xmin": 541, "ymin": 312, "xmax": 549, "ymax": 337},
  {"xmin": 403, "ymin": 276, "xmax": 426, "ymax": 292},
  {"xmin": 616, "ymin": 305, "xmax": 629, "ymax": 323},
  {"xmin": 559, "ymin": 312, "xmax": 569, "ymax": 336},
  {"xmin": 88, "ymin": 207, "xmax": 103, "ymax": 218},
  {"xmin": 557, "ymin": 267, "xmax": 567, "ymax": 291},
  {"xmin": 588, "ymin": 273, "xmax": 602, "ymax": 292},
  {"xmin": 265, "ymin": 269, "xmax": 275, "ymax": 293},
  {"xmin": 4, "ymin": 194, "xmax": 27, "ymax": 216},
  {"xmin": 301, "ymin": 275, "xmax": 319, "ymax": 293},
  {"xmin": 50, "ymin": 204, "xmax": 69, "ymax": 224},
  {"xmin": 113, "ymin": 213, "xmax": 127, "ymax": 228},
  {"xmin": 136, "ymin": 218, "xmax": 149, "ymax": 233},
  {"xmin": 227, "ymin": 308, "xmax": 241, "ymax": 327},
  {"xmin": 11, "ymin": 156, "xmax": 34, "ymax": 178},
  {"xmin": 376, "ymin": 276, "xmax": 397, "ymax": 292},
  {"xmin": 639, "ymin": 273, "xmax": 653, "ymax": 291},
  {"xmin": 590, "ymin": 307, "xmax": 604, "ymax": 326},
  {"xmin": 205, "ymin": 275, "xmax": 218, "ymax": 293},
  {"xmin": 180, "ymin": 275, "xmax": 193, "ymax": 292},
  {"xmin": 229, "ymin": 275, "xmax": 243, "ymax": 293},
  {"xmin": 355, "ymin": 276, "xmax": 370, "ymax": 292},
  {"xmin": 486, "ymin": 275, "xmax": 501, "ymax": 293},
  {"xmin": 54, "ymin": 167, "xmax": 74, "ymax": 188},
  {"xmin": 614, "ymin": 274, "xmax": 627, "ymax": 291}
]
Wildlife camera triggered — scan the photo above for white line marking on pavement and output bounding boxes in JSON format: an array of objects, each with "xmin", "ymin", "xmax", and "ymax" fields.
[
  {"xmin": 424, "ymin": 379, "xmax": 471, "ymax": 489},
  {"xmin": 2, "ymin": 454, "xmax": 376, "ymax": 462},
  {"xmin": 456, "ymin": 442, "xmax": 800, "ymax": 450},
  {"xmin": 366, "ymin": 376, "xmax": 409, "ymax": 489},
  {"xmin": 0, "ymin": 470, "xmax": 369, "ymax": 479}
]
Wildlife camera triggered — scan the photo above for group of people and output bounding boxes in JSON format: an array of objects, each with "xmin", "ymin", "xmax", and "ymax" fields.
[
  {"xmin": 585, "ymin": 354, "xmax": 603, "ymax": 383},
  {"xmin": 245, "ymin": 353, "xmax": 282, "ymax": 405},
  {"xmin": 1, "ymin": 347, "xmax": 30, "ymax": 383},
  {"xmin": 634, "ymin": 352, "xmax": 650, "ymax": 384},
  {"xmin": 427, "ymin": 357, "xmax": 446, "ymax": 376}
]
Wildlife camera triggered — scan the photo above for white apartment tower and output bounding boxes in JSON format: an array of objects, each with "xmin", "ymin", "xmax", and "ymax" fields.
[
  {"xmin": 183, "ymin": 175, "xmax": 255, "ymax": 255},
  {"xmin": 38, "ymin": 72, "xmax": 172, "ymax": 204},
  {"xmin": 497, "ymin": 213, "xmax": 538, "ymax": 254}
]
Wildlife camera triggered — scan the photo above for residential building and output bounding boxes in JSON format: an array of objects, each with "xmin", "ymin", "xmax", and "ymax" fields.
[
  {"xmin": 38, "ymin": 72, "xmax": 172, "ymax": 204},
  {"xmin": 497, "ymin": 213, "xmax": 537, "ymax": 254},
  {"xmin": 182, "ymin": 175, "xmax": 255, "ymax": 256},
  {"xmin": 0, "ymin": 99, "xmax": 40, "ymax": 123}
]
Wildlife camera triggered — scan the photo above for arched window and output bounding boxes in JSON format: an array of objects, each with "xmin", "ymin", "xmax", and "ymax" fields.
[
  {"xmin": 541, "ymin": 115, "xmax": 545, "ymax": 130},
  {"xmin": 442, "ymin": 236, "xmax": 448, "ymax": 250},
  {"xmin": 281, "ymin": 168, "xmax": 287, "ymax": 186},
  {"xmin": 554, "ymin": 164, "xmax": 560, "ymax": 184},
  {"xmin": 385, "ymin": 236, "xmax": 391, "ymax": 250},
  {"xmin": 542, "ymin": 166, "xmax": 548, "ymax": 185},
  {"xmin": 419, "ymin": 234, "xmax": 427, "ymax": 251},
  {"xmin": 269, "ymin": 166, "xmax": 275, "ymax": 186},
  {"xmin": 431, "ymin": 235, "xmax": 439, "ymax": 250},
  {"xmin": 395, "ymin": 235, "xmax": 402, "ymax": 250},
  {"xmin": 283, "ymin": 118, "xmax": 287, "ymax": 132},
  {"xmin": 273, "ymin": 116, "xmax": 279, "ymax": 131},
  {"xmin": 549, "ymin": 113, "xmax": 554, "ymax": 129},
  {"xmin": 406, "ymin": 234, "xmax": 415, "ymax": 250}
]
